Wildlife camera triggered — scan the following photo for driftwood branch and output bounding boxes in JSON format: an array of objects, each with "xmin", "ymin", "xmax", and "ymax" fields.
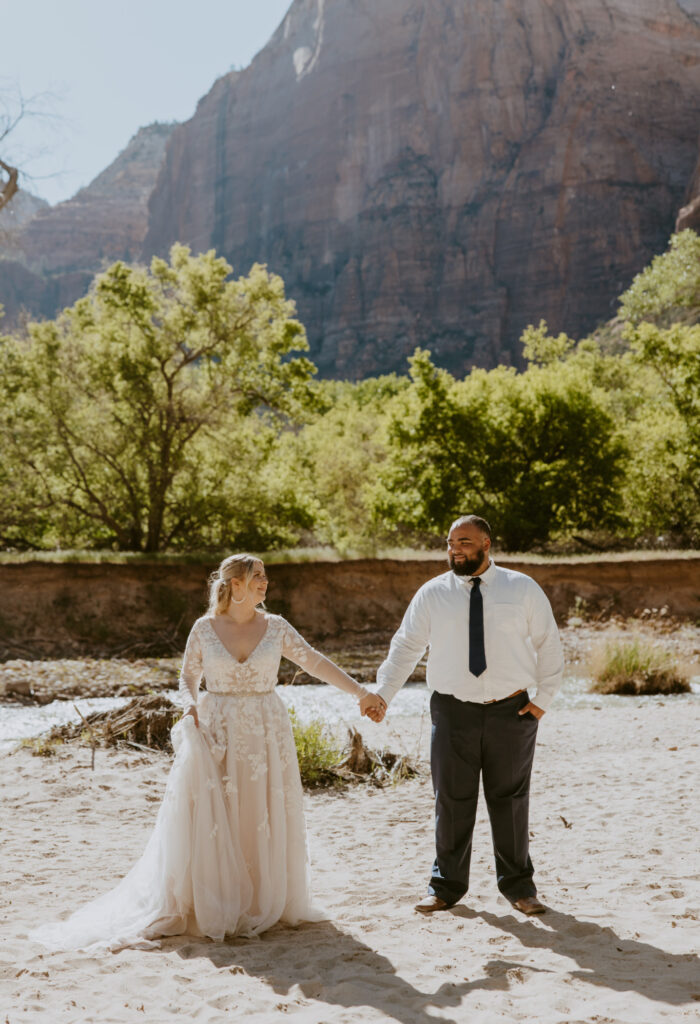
[
  {"xmin": 1, "ymin": 83, "xmax": 62, "ymax": 214},
  {"xmin": 334, "ymin": 728, "xmax": 423, "ymax": 786},
  {"xmin": 0, "ymin": 156, "xmax": 19, "ymax": 212},
  {"xmin": 55, "ymin": 695, "xmax": 180, "ymax": 753},
  {"xmin": 73, "ymin": 702, "xmax": 97, "ymax": 770}
]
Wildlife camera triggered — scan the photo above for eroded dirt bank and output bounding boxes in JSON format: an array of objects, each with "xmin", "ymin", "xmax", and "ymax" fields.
[{"xmin": 0, "ymin": 555, "xmax": 697, "ymax": 661}]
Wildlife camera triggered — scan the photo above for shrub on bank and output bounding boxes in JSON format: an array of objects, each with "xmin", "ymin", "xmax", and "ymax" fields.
[
  {"xmin": 589, "ymin": 637, "xmax": 691, "ymax": 695},
  {"xmin": 288, "ymin": 711, "xmax": 422, "ymax": 788},
  {"xmin": 20, "ymin": 736, "xmax": 64, "ymax": 757},
  {"xmin": 21, "ymin": 696, "xmax": 420, "ymax": 788},
  {"xmin": 288, "ymin": 708, "xmax": 344, "ymax": 787}
]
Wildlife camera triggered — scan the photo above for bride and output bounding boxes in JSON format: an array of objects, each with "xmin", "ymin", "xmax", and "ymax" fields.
[{"xmin": 31, "ymin": 554, "xmax": 385, "ymax": 952}]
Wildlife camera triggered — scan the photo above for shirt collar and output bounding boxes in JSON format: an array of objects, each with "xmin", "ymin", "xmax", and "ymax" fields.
[{"xmin": 455, "ymin": 557, "xmax": 496, "ymax": 586}]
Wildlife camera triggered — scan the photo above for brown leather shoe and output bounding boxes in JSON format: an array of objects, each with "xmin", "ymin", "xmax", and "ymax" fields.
[
  {"xmin": 510, "ymin": 895, "xmax": 546, "ymax": 915},
  {"xmin": 415, "ymin": 894, "xmax": 452, "ymax": 914}
]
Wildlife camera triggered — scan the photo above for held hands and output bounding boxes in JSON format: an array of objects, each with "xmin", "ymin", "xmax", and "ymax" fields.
[
  {"xmin": 185, "ymin": 706, "xmax": 200, "ymax": 728},
  {"xmin": 360, "ymin": 692, "xmax": 387, "ymax": 723},
  {"xmin": 518, "ymin": 701, "xmax": 545, "ymax": 720}
]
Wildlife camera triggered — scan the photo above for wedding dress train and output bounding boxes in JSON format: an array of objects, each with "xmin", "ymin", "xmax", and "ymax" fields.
[{"xmin": 31, "ymin": 614, "xmax": 366, "ymax": 952}]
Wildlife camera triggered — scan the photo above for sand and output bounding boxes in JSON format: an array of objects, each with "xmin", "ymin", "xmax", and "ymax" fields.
[{"xmin": 2, "ymin": 703, "xmax": 699, "ymax": 1024}]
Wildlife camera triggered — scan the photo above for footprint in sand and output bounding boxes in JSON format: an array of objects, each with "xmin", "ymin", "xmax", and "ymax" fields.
[{"xmin": 206, "ymin": 993, "xmax": 240, "ymax": 1011}]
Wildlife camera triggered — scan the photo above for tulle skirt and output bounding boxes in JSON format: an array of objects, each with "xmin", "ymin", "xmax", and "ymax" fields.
[{"xmin": 31, "ymin": 690, "xmax": 322, "ymax": 952}]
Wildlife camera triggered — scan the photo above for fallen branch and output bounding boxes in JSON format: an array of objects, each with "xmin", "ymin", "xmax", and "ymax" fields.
[
  {"xmin": 52, "ymin": 695, "xmax": 180, "ymax": 752},
  {"xmin": 73, "ymin": 703, "xmax": 97, "ymax": 770},
  {"xmin": 334, "ymin": 728, "xmax": 423, "ymax": 787}
]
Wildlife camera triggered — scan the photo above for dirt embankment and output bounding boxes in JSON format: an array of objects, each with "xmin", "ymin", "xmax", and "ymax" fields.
[{"xmin": 0, "ymin": 556, "xmax": 697, "ymax": 661}]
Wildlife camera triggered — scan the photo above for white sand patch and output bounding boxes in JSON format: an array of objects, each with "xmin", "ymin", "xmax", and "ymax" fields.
[{"xmin": 2, "ymin": 704, "xmax": 699, "ymax": 1023}]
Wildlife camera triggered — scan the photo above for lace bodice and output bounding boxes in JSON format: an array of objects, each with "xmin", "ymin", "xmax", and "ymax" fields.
[{"xmin": 178, "ymin": 613, "xmax": 367, "ymax": 709}]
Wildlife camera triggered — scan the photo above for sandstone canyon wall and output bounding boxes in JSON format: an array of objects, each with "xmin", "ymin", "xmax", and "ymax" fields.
[
  {"xmin": 142, "ymin": 0, "xmax": 700, "ymax": 377},
  {"xmin": 2, "ymin": 3, "xmax": 700, "ymax": 378}
]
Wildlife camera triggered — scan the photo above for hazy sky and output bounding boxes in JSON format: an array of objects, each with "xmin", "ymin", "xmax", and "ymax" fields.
[{"xmin": 2, "ymin": 0, "xmax": 291, "ymax": 205}]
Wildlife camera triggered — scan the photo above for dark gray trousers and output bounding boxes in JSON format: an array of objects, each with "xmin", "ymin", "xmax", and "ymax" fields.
[{"xmin": 428, "ymin": 689, "xmax": 539, "ymax": 904}]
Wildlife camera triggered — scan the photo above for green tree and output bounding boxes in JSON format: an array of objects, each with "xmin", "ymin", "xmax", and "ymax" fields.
[
  {"xmin": 611, "ymin": 230, "xmax": 700, "ymax": 541},
  {"xmin": 622, "ymin": 404, "xmax": 698, "ymax": 541},
  {"xmin": 626, "ymin": 321, "xmax": 699, "ymax": 474},
  {"xmin": 293, "ymin": 375, "xmax": 407, "ymax": 553},
  {"xmin": 506, "ymin": 317, "xmax": 700, "ymax": 545},
  {"xmin": 521, "ymin": 320, "xmax": 575, "ymax": 365},
  {"xmin": 0, "ymin": 246, "xmax": 318, "ymax": 551},
  {"xmin": 619, "ymin": 229, "xmax": 700, "ymax": 327},
  {"xmin": 369, "ymin": 349, "xmax": 492, "ymax": 540},
  {"xmin": 371, "ymin": 348, "xmax": 626, "ymax": 550},
  {"xmin": 621, "ymin": 313, "xmax": 700, "ymax": 544}
]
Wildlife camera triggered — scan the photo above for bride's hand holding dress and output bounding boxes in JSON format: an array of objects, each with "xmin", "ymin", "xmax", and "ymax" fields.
[{"xmin": 31, "ymin": 554, "xmax": 383, "ymax": 952}]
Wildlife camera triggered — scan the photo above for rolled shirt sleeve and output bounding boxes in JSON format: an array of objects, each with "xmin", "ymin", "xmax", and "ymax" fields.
[
  {"xmin": 376, "ymin": 590, "xmax": 431, "ymax": 706},
  {"xmin": 526, "ymin": 582, "xmax": 564, "ymax": 712}
]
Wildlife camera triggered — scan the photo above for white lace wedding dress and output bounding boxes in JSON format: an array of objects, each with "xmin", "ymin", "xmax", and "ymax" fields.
[{"xmin": 31, "ymin": 613, "xmax": 367, "ymax": 952}]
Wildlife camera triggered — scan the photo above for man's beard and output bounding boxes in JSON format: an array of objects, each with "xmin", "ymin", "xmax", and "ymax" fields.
[{"xmin": 449, "ymin": 549, "xmax": 487, "ymax": 576}]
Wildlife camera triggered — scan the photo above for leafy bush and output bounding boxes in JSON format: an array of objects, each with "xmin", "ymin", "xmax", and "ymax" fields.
[
  {"xmin": 589, "ymin": 637, "xmax": 691, "ymax": 695},
  {"xmin": 288, "ymin": 708, "xmax": 343, "ymax": 787},
  {"xmin": 2, "ymin": 231, "xmax": 699, "ymax": 555},
  {"xmin": 369, "ymin": 347, "xmax": 627, "ymax": 550},
  {"xmin": 618, "ymin": 229, "xmax": 700, "ymax": 327}
]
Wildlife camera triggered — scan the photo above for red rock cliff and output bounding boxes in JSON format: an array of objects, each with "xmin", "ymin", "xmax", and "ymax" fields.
[{"xmin": 142, "ymin": 0, "xmax": 700, "ymax": 377}]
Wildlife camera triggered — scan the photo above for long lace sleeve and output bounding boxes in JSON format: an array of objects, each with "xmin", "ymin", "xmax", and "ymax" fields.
[
  {"xmin": 280, "ymin": 619, "xmax": 368, "ymax": 700},
  {"xmin": 178, "ymin": 622, "xmax": 203, "ymax": 711}
]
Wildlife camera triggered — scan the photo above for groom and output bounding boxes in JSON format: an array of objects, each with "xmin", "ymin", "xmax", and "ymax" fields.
[{"xmin": 360, "ymin": 514, "xmax": 563, "ymax": 915}]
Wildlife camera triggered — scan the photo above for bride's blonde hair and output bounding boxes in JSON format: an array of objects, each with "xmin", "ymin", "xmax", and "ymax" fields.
[{"xmin": 208, "ymin": 554, "xmax": 261, "ymax": 615}]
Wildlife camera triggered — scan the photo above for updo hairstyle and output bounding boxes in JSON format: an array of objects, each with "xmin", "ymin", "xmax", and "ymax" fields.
[{"xmin": 207, "ymin": 554, "xmax": 260, "ymax": 615}]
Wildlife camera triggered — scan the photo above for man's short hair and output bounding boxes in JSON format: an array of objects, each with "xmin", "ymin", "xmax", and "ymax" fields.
[{"xmin": 448, "ymin": 514, "xmax": 492, "ymax": 539}]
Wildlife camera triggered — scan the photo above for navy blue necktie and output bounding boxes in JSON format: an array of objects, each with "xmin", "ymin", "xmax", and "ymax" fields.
[{"xmin": 469, "ymin": 577, "xmax": 487, "ymax": 677}]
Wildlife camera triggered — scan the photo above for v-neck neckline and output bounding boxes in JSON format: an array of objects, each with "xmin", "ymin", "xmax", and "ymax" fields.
[{"xmin": 207, "ymin": 614, "xmax": 270, "ymax": 665}]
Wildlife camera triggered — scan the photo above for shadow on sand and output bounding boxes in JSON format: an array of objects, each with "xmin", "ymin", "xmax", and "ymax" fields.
[
  {"xmin": 164, "ymin": 919, "xmax": 528, "ymax": 1024},
  {"xmin": 156, "ymin": 904, "xmax": 698, "ymax": 1022},
  {"xmin": 457, "ymin": 904, "xmax": 699, "ymax": 1006}
]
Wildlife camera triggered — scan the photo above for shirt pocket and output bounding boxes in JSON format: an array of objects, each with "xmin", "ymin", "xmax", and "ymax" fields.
[{"xmin": 485, "ymin": 602, "xmax": 528, "ymax": 638}]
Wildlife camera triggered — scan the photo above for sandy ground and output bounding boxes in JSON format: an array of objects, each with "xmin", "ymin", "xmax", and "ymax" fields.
[{"xmin": 2, "ymin": 703, "xmax": 699, "ymax": 1024}]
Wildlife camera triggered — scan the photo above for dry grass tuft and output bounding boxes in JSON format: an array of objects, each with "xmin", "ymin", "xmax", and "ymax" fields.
[{"xmin": 589, "ymin": 636, "xmax": 691, "ymax": 695}]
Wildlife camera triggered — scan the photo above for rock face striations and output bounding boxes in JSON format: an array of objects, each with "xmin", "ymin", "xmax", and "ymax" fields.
[
  {"xmin": 0, "ymin": 123, "xmax": 174, "ymax": 323},
  {"xmin": 142, "ymin": 0, "xmax": 700, "ymax": 377},
  {"xmin": 3, "ymin": 3, "xmax": 700, "ymax": 376},
  {"xmin": 677, "ymin": 135, "xmax": 700, "ymax": 232}
]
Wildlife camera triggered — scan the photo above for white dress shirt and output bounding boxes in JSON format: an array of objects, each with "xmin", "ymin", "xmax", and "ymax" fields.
[{"xmin": 376, "ymin": 560, "xmax": 564, "ymax": 712}]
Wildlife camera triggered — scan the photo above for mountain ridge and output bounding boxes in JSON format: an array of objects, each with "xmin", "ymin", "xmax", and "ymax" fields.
[
  {"xmin": 0, "ymin": 123, "xmax": 175, "ymax": 322},
  {"xmin": 2, "ymin": 1, "xmax": 699, "ymax": 379},
  {"xmin": 142, "ymin": 0, "xmax": 700, "ymax": 376}
]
